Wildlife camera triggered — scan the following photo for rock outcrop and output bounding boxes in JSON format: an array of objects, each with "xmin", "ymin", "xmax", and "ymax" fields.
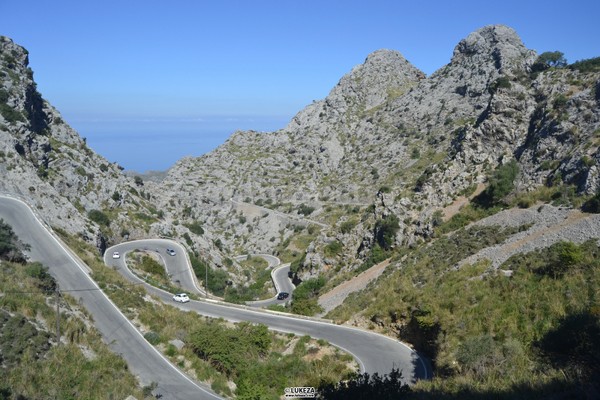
[{"xmin": 2, "ymin": 25, "xmax": 599, "ymax": 283}]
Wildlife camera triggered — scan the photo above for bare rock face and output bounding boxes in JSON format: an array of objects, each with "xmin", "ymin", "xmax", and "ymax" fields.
[
  {"xmin": 2, "ymin": 25, "xmax": 599, "ymax": 282},
  {"xmin": 0, "ymin": 36, "xmax": 158, "ymax": 250},
  {"xmin": 155, "ymin": 24, "xmax": 600, "ymax": 279}
]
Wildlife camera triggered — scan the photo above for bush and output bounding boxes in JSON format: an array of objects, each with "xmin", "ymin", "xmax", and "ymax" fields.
[
  {"xmin": 582, "ymin": 192, "xmax": 600, "ymax": 213},
  {"xmin": 189, "ymin": 321, "xmax": 271, "ymax": 377},
  {"xmin": 569, "ymin": 56, "xmax": 600, "ymax": 73},
  {"xmin": 298, "ymin": 204, "xmax": 315, "ymax": 216},
  {"xmin": 0, "ymin": 102, "xmax": 25, "ymax": 123},
  {"xmin": 291, "ymin": 276, "xmax": 325, "ymax": 316},
  {"xmin": 139, "ymin": 255, "xmax": 166, "ymax": 278},
  {"xmin": 317, "ymin": 368, "xmax": 409, "ymax": 400},
  {"xmin": 324, "ymin": 241, "xmax": 343, "ymax": 257},
  {"xmin": 536, "ymin": 310, "xmax": 600, "ymax": 382},
  {"xmin": 189, "ymin": 253, "xmax": 229, "ymax": 296},
  {"xmin": 87, "ymin": 209, "xmax": 110, "ymax": 226},
  {"xmin": 0, "ymin": 218, "xmax": 29, "ymax": 262},
  {"xmin": 143, "ymin": 331, "xmax": 161, "ymax": 345},
  {"xmin": 185, "ymin": 221, "xmax": 204, "ymax": 235},
  {"xmin": 25, "ymin": 262, "xmax": 57, "ymax": 293},
  {"xmin": 489, "ymin": 76, "xmax": 512, "ymax": 93},
  {"xmin": 374, "ymin": 214, "xmax": 400, "ymax": 250},
  {"xmin": 410, "ymin": 147, "xmax": 420, "ymax": 159},
  {"xmin": 340, "ymin": 220, "xmax": 357, "ymax": 234},
  {"xmin": 474, "ymin": 160, "xmax": 519, "ymax": 208}
]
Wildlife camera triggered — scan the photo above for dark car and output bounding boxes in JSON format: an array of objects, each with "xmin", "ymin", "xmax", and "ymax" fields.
[{"xmin": 277, "ymin": 292, "xmax": 289, "ymax": 300}]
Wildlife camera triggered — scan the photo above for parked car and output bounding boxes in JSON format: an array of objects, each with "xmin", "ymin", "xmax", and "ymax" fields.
[
  {"xmin": 166, "ymin": 248, "xmax": 176, "ymax": 256},
  {"xmin": 277, "ymin": 292, "xmax": 289, "ymax": 300},
  {"xmin": 112, "ymin": 251, "xmax": 120, "ymax": 259},
  {"xmin": 173, "ymin": 293, "xmax": 189, "ymax": 303}
]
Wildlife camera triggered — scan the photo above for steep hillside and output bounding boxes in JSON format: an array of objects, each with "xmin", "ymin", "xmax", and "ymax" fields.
[
  {"xmin": 156, "ymin": 25, "xmax": 600, "ymax": 283},
  {"xmin": 0, "ymin": 36, "xmax": 171, "ymax": 251}
]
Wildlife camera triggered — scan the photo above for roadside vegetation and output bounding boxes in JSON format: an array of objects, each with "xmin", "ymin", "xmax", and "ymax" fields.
[
  {"xmin": 0, "ymin": 220, "xmax": 145, "ymax": 399},
  {"xmin": 224, "ymin": 256, "xmax": 274, "ymax": 303},
  {"xmin": 54, "ymin": 229, "xmax": 357, "ymax": 399},
  {"xmin": 327, "ymin": 220, "xmax": 600, "ymax": 398}
]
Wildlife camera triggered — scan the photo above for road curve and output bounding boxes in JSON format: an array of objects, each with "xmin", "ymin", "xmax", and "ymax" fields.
[
  {"xmin": 232, "ymin": 254, "xmax": 295, "ymax": 307},
  {"xmin": 0, "ymin": 196, "xmax": 220, "ymax": 400},
  {"xmin": 107, "ymin": 240, "xmax": 430, "ymax": 383},
  {"xmin": 1, "ymin": 195, "xmax": 430, "ymax": 398}
]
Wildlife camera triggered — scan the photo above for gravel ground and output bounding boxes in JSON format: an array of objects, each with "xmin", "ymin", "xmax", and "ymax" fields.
[
  {"xmin": 318, "ymin": 259, "xmax": 390, "ymax": 315},
  {"xmin": 460, "ymin": 204, "xmax": 600, "ymax": 269},
  {"xmin": 318, "ymin": 204, "xmax": 600, "ymax": 316}
]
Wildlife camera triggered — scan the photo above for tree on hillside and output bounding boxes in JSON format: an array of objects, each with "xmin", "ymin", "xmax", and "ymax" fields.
[{"xmin": 532, "ymin": 51, "xmax": 567, "ymax": 72}]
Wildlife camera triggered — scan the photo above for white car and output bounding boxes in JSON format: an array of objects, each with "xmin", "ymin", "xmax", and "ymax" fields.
[
  {"xmin": 112, "ymin": 251, "xmax": 120, "ymax": 259},
  {"xmin": 173, "ymin": 293, "xmax": 189, "ymax": 303},
  {"xmin": 166, "ymin": 248, "xmax": 176, "ymax": 256}
]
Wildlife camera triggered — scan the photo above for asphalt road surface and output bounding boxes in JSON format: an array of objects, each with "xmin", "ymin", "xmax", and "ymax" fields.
[
  {"xmin": 1, "ymin": 195, "xmax": 430, "ymax": 399},
  {"xmin": 0, "ymin": 196, "xmax": 220, "ymax": 400}
]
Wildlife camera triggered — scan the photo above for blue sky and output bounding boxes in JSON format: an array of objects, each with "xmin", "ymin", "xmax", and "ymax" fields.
[{"xmin": 1, "ymin": 0, "xmax": 599, "ymax": 171}]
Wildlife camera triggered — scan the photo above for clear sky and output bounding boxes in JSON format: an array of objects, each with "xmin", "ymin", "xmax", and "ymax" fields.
[{"xmin": 1, "ymin": 0, "xmax": 599, "ymax": 171}]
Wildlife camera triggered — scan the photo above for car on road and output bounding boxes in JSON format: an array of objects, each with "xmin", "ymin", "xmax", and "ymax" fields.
[
  {"xmin": 277, "ymin": 292, "xmax": 289, "ymax": 300},
  {"xmin": 166, "ymin": 248, "xmax": 176, "ymax": 256},
  {"xmin": 173, "ymin": 293, "xmax": 189, "ymax": 303},
  {"xmin": 112, "ymin": 251, "xmax": 120, "ymax": 259}
]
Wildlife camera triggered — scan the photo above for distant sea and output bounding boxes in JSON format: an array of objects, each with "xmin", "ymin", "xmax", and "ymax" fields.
[{"xmin": 70, "ymin": 116, "xmax": 290, "ymax": 173}]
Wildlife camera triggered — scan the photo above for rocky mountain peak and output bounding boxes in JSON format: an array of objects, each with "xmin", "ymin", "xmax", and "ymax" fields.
[
  {"xmin": 451, "ymin": 24, "xmax": 536, "ymax": 74},
  {"xmin": 326, "ymin": 49, "xmax": 425, "ymax": 112}
]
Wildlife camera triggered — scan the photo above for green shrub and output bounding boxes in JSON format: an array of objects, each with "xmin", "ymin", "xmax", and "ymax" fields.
[
  {"xmin": 582, "ymin": 192, "xmax": 600, "ymax": 213},
  {"xmin": 410, "ymin": 147, "xmax": 420, "ymax": 159},
  {"xmin": 569, "ymin": 56, "xmax": 600, "ymax": 73},
  {"xmin": 489, "ymin": 76, "xmax": 512, "ymax": 93},
  {"xmin": 189, "ymin": 321, "xmax": 271, "ymax": 377},
  {"xmin": 474, "ymin": 160, "xmax": 519, "ymax": 208},
  {"xmin": 374, "ymin": 214, "xmax": 399, "ymax": 250},
  {"xmin": 143, "ymin": 331, "xmax": 161, "ymax": 345},
  {"xmin": 324, "ymin": 241, "xmax": 343, "ymax": 257},
  {"xmin": 189, "ymin": 253, "xmax": 229, "ymax": 296},
  {"xmin": 0, "ymin": 218, "xmax": 29, "ymax": 262},
  {"xmin": 340, "ymin": 220, "xmax": 357, "ymax": 234},
  {"xmin": 298, "ymin": 204, "xmax": 315, "ymax": 216},
  {"xmin": 87, "ymin": 209, "xmax": 110, "ymax": 226},
  {"xmin": 185, "ymin": 221, "xmax": 204, "ymax": 235},
  {"xmin": 0, "ymin": 102, "xmax": 24, "ymax": 123},
  {"xmin": 291, "ymin": 276, "xmax": 325, "ymax": 316},
  {"xmin": 139, "ymin": 255, "xmax": 166, "ymax": 278}
]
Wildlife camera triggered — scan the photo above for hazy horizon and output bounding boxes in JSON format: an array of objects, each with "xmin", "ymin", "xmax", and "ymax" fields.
[{"xmin": 2, "ymin": 0, "xmax": 599, "ymax": 171}]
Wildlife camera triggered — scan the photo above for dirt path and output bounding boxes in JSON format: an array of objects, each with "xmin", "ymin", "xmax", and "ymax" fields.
[
  {"xmin": 442, "ymin": 183, "xmax": 486, "ymax": 221},
  {"xmin": 318, "ymin": 258, "xmax": 391, "ymax": 315},
  {"xmin": 459, "ymin": 205, "xmax": 600, "ymax": 269}
]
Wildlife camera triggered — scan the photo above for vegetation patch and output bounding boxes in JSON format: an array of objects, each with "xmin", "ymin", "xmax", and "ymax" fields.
[
  {"xmin": 328, "ymin": 218, "xmax": 600, "ymax": 398},
  {"xmin": 54, "ymin": 230, "xmax": 356, "ymax": 399},
  {"xmin": 0, "ymin": 224, "xmax": 143, "ymax": 398},
  {"xmin": 291, "ymin": 276, "xmax": 325, "ymax": 315}
]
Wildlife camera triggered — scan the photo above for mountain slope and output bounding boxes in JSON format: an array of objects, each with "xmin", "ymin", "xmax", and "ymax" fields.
[
  {"xmin": 0, "ymin": 36, "xmax": 172, "ymax": 250},
  {"xmin": 156, "ymin": 25, "xmax": 600, "ymax": 281}
]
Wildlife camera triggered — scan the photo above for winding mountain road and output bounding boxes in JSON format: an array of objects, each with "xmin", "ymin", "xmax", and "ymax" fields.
[
  {"xmin": 0, "ymin": 195, "xmax": 429, "ymax": 399},
  {"xmin": 0, "ymin": 196, "xmax": 218, "ymax": 400}
]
